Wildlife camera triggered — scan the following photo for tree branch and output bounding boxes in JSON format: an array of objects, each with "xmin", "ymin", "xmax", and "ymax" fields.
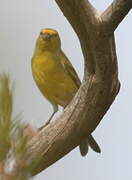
[
  {"xmin": 55, "ymin": 0, "xmax": 99, "ymax": 74},
  {"xmin": 26, "ymin": 0, "xmax": 131, "ymax": 176},
  {"xmin": 100, "ymin": 0, "xmax": 132, "ymax": 35}
]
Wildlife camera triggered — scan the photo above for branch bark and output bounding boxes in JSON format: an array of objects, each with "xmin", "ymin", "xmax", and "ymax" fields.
[
  {"xmin": 101, "ymin": 0, "xmax": 132, "ymax": 35},
  {"xmin": 27, "ymin": 0, "xmax": 131, "ymax": 176}
]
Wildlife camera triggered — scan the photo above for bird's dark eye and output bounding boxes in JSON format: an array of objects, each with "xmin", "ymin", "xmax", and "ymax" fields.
[
  {"xmin": 40, "ymin": 32, "xmax": 43, "ymax": 35},
  {"xmin": 53, "ymin": 33, "xmax": 57, "ymax": 37}
]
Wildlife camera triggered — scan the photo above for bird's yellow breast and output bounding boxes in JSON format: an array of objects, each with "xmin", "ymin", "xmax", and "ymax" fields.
[{"xmin": 32, "ymin": 51, "xmax": 78, "ymax": 106}]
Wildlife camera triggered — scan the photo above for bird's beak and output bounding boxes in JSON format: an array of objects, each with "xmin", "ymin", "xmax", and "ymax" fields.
[{"xmin": 41, "ymin": 33, "xmax": 51, "ymax": 41}]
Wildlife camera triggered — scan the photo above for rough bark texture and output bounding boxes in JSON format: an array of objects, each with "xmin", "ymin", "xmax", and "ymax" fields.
[{"xmin": 27, "ymin": 0, "xmax": 132, "ymax": 176}]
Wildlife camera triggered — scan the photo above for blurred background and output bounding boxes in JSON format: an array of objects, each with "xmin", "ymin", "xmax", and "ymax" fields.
[{"xmin": 0, "ymin": 0, "xmax": 132, "ymax": 179}]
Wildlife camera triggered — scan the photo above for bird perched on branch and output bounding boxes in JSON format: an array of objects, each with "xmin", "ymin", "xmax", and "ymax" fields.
[{"xmin": 31, "ymin": 28, "xmax": 101, "ymax": 156}]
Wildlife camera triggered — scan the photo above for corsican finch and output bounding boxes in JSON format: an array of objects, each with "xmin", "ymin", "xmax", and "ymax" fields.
[{"xmin": 31, "ymin": 28, "xmax": 101, "ymax": 156}]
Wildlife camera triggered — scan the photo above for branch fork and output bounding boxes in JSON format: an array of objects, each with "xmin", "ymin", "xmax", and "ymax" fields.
[{"xmin": 27, "ymin": 0, "xmax": 131, "ymax": 175}]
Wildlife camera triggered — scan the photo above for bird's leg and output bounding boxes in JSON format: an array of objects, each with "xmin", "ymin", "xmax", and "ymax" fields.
[
  {"xmin": 63, "ymin": 105, "xmax": 67, "ymax": 110},
  {"xmin": 39, "ymin": 103, "xmax": 58, "ymax": 130}
]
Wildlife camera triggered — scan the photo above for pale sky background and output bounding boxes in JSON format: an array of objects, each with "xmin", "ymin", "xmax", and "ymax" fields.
[{"xmin": 0, "ymin": 0, "xmax": 132, "ymax": 179}]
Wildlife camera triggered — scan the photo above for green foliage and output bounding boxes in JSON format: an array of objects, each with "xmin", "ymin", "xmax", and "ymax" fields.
[
  {"xmin": 0, "ymin": 74, "xmax": 13, "ymax": 162},
  {"xmin": 0, "ymin": 74, "xmax": 35, "ymax": 180}
]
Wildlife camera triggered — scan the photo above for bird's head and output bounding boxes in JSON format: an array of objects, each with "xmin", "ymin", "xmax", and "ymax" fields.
[{"xmin": 36, "ymin": 28, "xmax": 61, "ymax": 52}]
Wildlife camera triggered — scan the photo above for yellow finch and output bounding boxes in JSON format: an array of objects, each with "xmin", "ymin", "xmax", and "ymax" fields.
[{"xmin": 31, "ymin": 28, "xmax": 100, "ymax": 156}]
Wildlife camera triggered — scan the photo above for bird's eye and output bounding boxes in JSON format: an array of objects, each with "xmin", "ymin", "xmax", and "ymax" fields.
[
  {"xmin": 40, "ymin": 32, "xmax": 43, "ymax": 35},
  {"xmin": 53, "ymin": 33, "xmax": 57, "ymax": 37}
]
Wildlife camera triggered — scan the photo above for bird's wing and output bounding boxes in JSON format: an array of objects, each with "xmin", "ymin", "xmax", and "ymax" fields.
[{"xmin": 60, "ymin": 51, "xmax": 81, "ymax": 88}]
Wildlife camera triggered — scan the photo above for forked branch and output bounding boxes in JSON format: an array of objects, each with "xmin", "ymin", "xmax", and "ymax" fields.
[
  {"xmin": 101, "ymin": 0, "xmax": 132, "ymax": 35},
  {"xmin": 27, "ymin": 0, "xmax": 131, "ymax": 176}
]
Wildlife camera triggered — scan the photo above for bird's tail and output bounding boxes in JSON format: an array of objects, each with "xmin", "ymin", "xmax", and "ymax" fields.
[{"xmin": 79, "ymin": 135, "xmax": 101, "ymax": 156}]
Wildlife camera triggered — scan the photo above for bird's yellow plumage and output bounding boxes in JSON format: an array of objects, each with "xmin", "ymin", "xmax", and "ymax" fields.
[{"xmin": 31, "ymin": 28, "xmax": 101, "ymax": 156}]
